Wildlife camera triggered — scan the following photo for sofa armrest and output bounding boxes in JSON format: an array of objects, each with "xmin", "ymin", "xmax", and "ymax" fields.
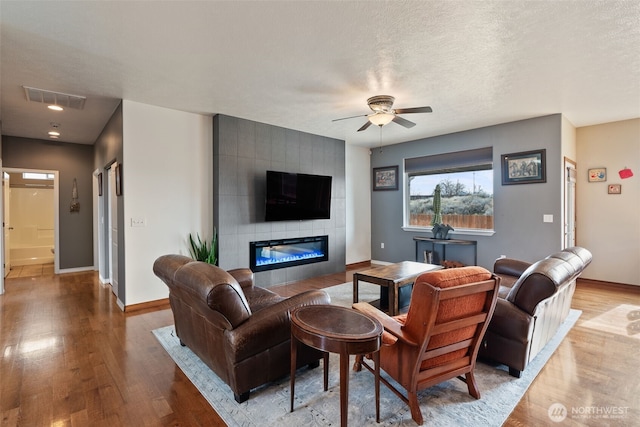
[
  {"xmin": 224, "ymin": 290, "xmax": 330, "ymax": 362},
  {"xmin": 494, "ymin": 258, "xmax": 532, "ymax": 278},
  {"xmin": 227, "ymin": 268, "xmax": 255, "ymax": 289},
  {"xmin": 487, "ymin": 298, "xmax": 534, "ymax": 344}
]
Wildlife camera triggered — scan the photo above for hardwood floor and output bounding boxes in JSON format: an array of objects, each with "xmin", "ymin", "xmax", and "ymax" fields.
[{"xmin": 1, "ymin": 268, "xmax": 638, "ymax": 426}]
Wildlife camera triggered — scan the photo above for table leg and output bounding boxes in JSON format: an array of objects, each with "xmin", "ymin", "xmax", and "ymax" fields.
[
  {"xmin": 323, "ymin": 352, "xmax": 329, "ymax": 391},
  {"xmin": 388, "ymin": 283, "xmax": 398, "ymax": 316},
  {"xmin": 339, "ymin": 352, "xmax": 349, "ymax": 427},
  {"xmin": 290, "ymin": 335, "xmax": 297, "ymax": 412},
  {"xmin": 373, "ymin": 350, "xmax": 380, "ymax": 423},
  {"xmin": 353, "ymin": 275, "xmax": 359, "ymax": 304}
]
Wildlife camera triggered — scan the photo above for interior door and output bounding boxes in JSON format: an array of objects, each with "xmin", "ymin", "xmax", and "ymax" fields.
[
  {"xmin": 3, "ymin": 172, "xmax": 11, "ymax": 278},
  {"xmin": 564, "ymin": 159, "xmax": 577, "ymax": 248},
  {"xmin": 108, "ymin": 164, "xmax": 118, "ymax": 297}
]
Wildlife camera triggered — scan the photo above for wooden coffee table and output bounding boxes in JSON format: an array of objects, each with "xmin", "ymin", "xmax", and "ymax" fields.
[
  {"xmin": 290, "ymin": 305, "xmax": 383, "ymax": 427},
  {"xmin": 353, "ymin": 261, "xmax": 442, "ymax": 316}
]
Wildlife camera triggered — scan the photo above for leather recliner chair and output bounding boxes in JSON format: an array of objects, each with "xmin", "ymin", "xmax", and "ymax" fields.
[
  {"xmin": 153, "ymin": 254, "xmax": 330, "ymax": 402},
  {"xmin": 479, "ymin": 246, "xmax": 592, "ymax": 377}
]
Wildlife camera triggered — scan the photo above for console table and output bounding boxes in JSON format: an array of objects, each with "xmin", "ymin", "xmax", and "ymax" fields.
[{"xmin": 413, "ymin": 236, "xmax": 477, "ymax": 266}]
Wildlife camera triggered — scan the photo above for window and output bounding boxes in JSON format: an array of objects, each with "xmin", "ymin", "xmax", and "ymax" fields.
[
  {"xmin": 23, "ymin": 172, "xmax": 54, "ymax": 180},
  {"xmin": 405, "ymin": 147, "xmax": 494, "ymax": 231}
]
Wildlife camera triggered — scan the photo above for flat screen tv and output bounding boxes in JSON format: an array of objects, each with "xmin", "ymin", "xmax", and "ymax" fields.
[{"xmin": 265, "ymin": 170, "xmax": 332, "ymax": 221}]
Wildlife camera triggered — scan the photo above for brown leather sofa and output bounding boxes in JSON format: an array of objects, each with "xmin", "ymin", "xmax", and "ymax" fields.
[
  {"xmin": 153, "ymin": 255, "xmax": 330, "ymax": 402},
  {"xmin": 479, "ymin": 246, "xmax": 592, "ymax": 377}
]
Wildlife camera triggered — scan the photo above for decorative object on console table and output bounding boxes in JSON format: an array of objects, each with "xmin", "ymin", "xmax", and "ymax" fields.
[
  {"xmin": 501, "ymin": 149, "xmax": 546, "ymax": 185},
  {"xmin": 372, "ymin": 165, "xmax": 398, "ymax": 191},
  {"xmin": 608, "ymin": 184, "xmax": 621, "ymax": 194},
  {"xmin": 587, "ymin": 167, "xmax": 607, "ymax": 182}
]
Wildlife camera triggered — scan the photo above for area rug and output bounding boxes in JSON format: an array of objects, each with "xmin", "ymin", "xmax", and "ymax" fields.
[{"xmin": 153, "ymin": 282, "xmax": 581, "ymax": 426}]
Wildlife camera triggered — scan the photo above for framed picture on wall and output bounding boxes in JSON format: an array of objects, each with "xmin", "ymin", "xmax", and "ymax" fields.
[
  {"xmin": 373, "ymin": 165, "xmax": 399, "ymax": 191},
  {"xmin": 501, "ymin": 149, "xmax": 546, "ymax": 185},
  {"xmin": 115, "ymin": 164, "xmax": 122, "ymax": 196},
  {"xmin": 608, "ymin": 184, "xmax": 621, "ymax": 194},
  {"xmin": 588, "ymin": 168, "xmax": 607, "ymax": 182},
  {"xmin": 98, "ymin": 172, "xmax": 103, "ymax": 196}
]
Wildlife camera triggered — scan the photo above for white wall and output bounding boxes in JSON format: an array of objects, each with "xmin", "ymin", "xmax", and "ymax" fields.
[
  {"xmin": 577, "ymin": 118, "xmax": 640, "ymax": 286},
  {"xmin": 345, "ymin": 144, "xmax": 371, "ymax": 265},
  {"xmin": 122, "ymin": 100, "xmax": 213, "ymax": 305}
]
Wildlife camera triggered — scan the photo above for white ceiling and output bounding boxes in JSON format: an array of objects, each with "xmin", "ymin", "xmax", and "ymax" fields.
[{"xmin": 1, "ymin": 1, "xmax": 639, "ymax": 148}]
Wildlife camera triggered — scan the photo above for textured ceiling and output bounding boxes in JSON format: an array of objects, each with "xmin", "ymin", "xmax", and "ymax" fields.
[{"xmin": 1, "ymin": 1, "xmax": 639, "ymax": 147}]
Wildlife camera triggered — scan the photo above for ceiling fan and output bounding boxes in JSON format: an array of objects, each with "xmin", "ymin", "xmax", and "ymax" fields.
[{"xmin": 333, "ymin": 95, "xmax": 433, "ymax": 132}]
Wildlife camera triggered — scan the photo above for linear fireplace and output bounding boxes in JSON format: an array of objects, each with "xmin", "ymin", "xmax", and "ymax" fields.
[{"xmin": 250, "ymin": 235, "xmax": 329, "ymax": 272}]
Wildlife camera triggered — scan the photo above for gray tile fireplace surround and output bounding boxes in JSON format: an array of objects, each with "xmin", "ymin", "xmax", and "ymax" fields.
[{"xmin": 213, "ymin": 114, "xmax": 346, "ymax": 287}]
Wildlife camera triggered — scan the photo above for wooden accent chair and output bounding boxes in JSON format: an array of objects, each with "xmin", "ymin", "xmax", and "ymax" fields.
[{"xmin": 353, "ymin": 266, "xmax": 500, "ymax": 425}]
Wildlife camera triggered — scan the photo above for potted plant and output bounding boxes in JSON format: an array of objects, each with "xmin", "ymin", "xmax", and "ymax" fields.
[{"xmin": 188, "ymin": 228, "xmax": 217, "ymax": 265}]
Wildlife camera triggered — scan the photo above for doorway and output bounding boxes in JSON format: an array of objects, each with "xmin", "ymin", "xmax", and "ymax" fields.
[{"xmin": 2, "ymin": 168, "xmax": 60, "ymax": 280}]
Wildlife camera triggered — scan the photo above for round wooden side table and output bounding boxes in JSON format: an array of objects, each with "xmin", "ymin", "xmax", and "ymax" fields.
[{"xmin": 290, "ymin": 304, "xmax": 383, "ymax": 426}]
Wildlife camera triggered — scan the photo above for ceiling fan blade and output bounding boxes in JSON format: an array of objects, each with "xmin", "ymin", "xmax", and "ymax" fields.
[
  {"xmin": 357, "ymin": 121, "xmax": 373, "ymax": 132},
  {"xmin": 332, "ymin": 114, "xmax": 368, "ymax": 122},
  {"xmin": 393, "ymin": 106, "xmax": 433, "ymax": 114},
  {"xmin": 392, "ymin": 115, "xmax": 416, "ymax": 128}
]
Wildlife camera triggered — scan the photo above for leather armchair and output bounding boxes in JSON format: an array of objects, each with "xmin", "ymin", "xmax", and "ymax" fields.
[
  {"xmin": 153, "ymin": 255, "xmax": 330, "ymax": 402},
  {"xmin": 479, "ymin": 246, "xmax": 592, "ymax": 377}
]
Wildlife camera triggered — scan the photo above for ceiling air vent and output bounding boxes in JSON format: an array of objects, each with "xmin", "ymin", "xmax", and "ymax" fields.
[{"xmin": 23, "ymin": 86, "xmax": 86, "ymax": 110}]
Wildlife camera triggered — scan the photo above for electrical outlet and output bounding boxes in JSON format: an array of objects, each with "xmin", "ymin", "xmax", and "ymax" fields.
[
  {"xmin": 381, "ymin": 242, "xmax": 385, "ymax": 249},
  {"xmin": 131, "ymin": 217, "xmax": 146, "ymax": 227}
]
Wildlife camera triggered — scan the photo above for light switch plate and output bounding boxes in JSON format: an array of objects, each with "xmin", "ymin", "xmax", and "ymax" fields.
[{"xmin": 543, "ymin": 214, "xmax": 553, "ymax": 223}]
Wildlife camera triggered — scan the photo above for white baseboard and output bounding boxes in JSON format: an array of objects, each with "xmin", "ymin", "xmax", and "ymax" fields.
[
  {"xmin": 370, "ymin": 259, "xmax": 393, "ymax": 266},
  {"xmin": 57, "ymin": 265, "xmax": 95, "ymax": 274}
]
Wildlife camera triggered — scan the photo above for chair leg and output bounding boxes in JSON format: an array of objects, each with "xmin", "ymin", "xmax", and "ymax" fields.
[
  {"xmin": 465, "ymin": 371, "xmax": 481, "ymax": 399},
  {"xmin": 407, "ymin": 390, "xmax": 424, "ymax": 425},
  {"xmin": 353, "ymin": 354, "xmax": 364, "ymax": 372},
  {"xmin": 509, "ymin": 367, "xmax": 522, "ymax": 378}
]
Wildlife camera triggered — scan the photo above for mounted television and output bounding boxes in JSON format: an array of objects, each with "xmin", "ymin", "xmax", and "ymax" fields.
[{"xmin": 265, "ymin": 170, "xmax": 332, "ymax": 221}]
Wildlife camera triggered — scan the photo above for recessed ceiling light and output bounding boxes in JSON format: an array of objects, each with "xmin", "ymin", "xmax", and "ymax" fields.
[
  {"xmin": 48, "ymin": 105, "xmax": 64, "ymax": 111},
  {"xmin": 48, "ymin": 131, "xmax": 60, "ymax": 136}
]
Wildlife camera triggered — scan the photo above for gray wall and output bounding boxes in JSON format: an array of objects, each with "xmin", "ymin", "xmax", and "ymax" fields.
[
  {"xmin": 2, "ymin": 136, "xmax": 94, "ymax": 269},
  {"xmin": 371, "ymin": 114, "xmax": 563, "ymax": 269},
  {"xmin": 93, "ymin": 102, "xmax": 126, "ymax": 303},
  {"xmin": 213, "ymin": 114, "xmax": 346, "ymax": 287}
]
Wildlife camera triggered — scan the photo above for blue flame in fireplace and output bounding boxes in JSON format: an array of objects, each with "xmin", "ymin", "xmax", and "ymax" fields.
[{"xmin": 256, "ymin": 246, "xmax": 325, "ymax": 267}]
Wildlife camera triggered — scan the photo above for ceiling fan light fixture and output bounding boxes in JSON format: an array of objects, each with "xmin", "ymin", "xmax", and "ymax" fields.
[{"xmin": 369, "ymin": 112, "xmax": 394, "ymax": 126}]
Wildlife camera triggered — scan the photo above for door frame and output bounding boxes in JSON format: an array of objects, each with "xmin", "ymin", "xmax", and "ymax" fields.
[
  {"xmin": 1, "ymin": 167, "xmax": 60, "ymax": 279},
  {"xmin": 563, "ymin": 157, "xmax": 577, "ymax": 248}
]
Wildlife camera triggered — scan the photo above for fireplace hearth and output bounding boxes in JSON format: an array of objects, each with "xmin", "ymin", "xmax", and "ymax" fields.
[{"xmin": 250, "ymin": 235, "xmax": 328, "ymax": 272}]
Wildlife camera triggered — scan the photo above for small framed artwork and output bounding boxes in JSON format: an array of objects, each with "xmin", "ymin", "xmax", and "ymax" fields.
[
  {"xmin": 501, "ymin": 149, "xmax": 546, "ymax": 185},
  {"xmin": 588, "ymin": 168, "xmax": 606, "ymax": 182},
  {"xmin": 608, "ymin": 184, "xmax": 621, "ymax": 194},
  {"xmin": 115, "ymin": 163, "xmax": 122, "ymax": 196},
  {"xmin": 373, "ymin": 165, "xmax": 399, "ymax": 191},
  {"xmin": 97, "ymin": 172, "xmax": 103, "ymax": 196}
]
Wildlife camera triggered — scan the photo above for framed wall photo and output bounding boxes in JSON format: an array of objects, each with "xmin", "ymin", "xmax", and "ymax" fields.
[
  {"xmin": 98, "ymin": 172, "xmax": 103, "ymax": 196},
  {"xmin": 501, "ymin": 149, "xmax": 546, "ymax": 185},
  {"xmin": 608, "ymin": 184, "xmax": 621, "ymax": 194},
  {"xmin": 115, "ymin": 163, "xmax": 122, "ymax": 196},
  {"xmin": 373, "ymin": 165, "xmax": 399, "ymax": 191},
  {"xmin": 588, "ymin": 168, "xmax": 607, "ymax": 182}
]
